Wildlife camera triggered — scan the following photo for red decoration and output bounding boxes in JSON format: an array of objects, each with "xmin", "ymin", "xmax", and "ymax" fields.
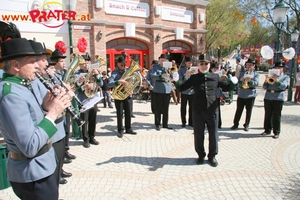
[
  {"xmin": 298, "ymin": 55, "xmax": 300, "ymax": 63},
  {"xmin": 77, "ymin": 37, "xmax": 87, "ymax": 53},
  {"xmin": 55, "ymin": 41, "xmax": 67, "ymax": 54}
]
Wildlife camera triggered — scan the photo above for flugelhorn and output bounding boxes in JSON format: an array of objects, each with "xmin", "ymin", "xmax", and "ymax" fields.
[
  {"xmin": 241, "ymin": 71, "xmax": 250, "ymax": 89},
  {"xmin": 35, "ymin": 72, "xmax": 85, "ymax": 127}
]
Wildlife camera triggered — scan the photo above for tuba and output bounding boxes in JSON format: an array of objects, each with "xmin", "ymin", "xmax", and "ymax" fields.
[
  {"xmin": 112, "ymin": 60, "xmax": 141, "ymax": 100},
  {"xmin": 63, "ymin": 54, "xmax": 84, "ymax": 87},
  {"xmin": 95, "ymin": 55, "xmax": 106, "ymax": 67}
]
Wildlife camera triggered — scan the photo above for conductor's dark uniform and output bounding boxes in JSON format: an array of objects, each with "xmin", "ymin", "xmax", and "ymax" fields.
[{"xmin": 177, "ymin": 65, "xmax": 235, "ymax": 167}]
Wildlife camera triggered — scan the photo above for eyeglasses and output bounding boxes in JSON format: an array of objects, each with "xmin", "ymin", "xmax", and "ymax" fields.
[{"xmin": 199, "ymin": 62, "xmax": 209, "ymax": 66}]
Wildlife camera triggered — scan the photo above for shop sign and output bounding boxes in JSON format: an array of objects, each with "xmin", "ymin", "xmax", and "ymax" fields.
[
  {"xmin": 105, "ymin": 0, "xmax": 149, "ymax": 18},
  {"xmin": 161, "ymin": 7, "xmax": 193, "ymax": 23}
]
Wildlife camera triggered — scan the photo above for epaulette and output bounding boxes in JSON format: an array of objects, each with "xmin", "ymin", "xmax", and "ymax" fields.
[{"xmin": 0, "ymin": 82, "xmax": 11, "ymax": 102}]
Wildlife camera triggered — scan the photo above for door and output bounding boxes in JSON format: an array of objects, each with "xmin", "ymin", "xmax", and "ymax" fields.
[{"xmin": 107, "ymin": 50, "xmax": 146, "ymax": 71}]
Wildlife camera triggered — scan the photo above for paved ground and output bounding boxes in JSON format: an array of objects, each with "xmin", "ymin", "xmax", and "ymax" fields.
[{"xmin": 1, "ymin": 75, "xmax": 300, "ymax": 200}]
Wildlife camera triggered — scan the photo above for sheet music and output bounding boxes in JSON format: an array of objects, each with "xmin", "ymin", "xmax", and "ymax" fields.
[
  {"xmin": 214, "ymin": 70, "xmax": 223, "ymax": 77},
  {"xmin": 163, "ymin": 62, "xmax": 172, "ymax": 69},
  {"xmin": 80, "ymin": 92, "xmax": 103, "ymax": 112},
  {"xmin": 268, "ymin": 69, "xmax": 280, "ymax": 77},
  {"xmin": 89, "ymin": 63, "xmax": 99, "ymax": 71},
  {"xmin": 244, "ymin": 73, "xmax": 254, "ymax": 79}
]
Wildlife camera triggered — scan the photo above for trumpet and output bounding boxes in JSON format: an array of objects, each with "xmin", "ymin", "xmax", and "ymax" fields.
[
  {"xmin": 266, "ymin": 77, "xmax": 275, "ymax": 84},
  {"xmin": 241, "ymin": 71, "xmax": 250, "ymax": 89},
  {"xmin": 35, "ymin": 72, "xmax": 85, "ymax": 127}
]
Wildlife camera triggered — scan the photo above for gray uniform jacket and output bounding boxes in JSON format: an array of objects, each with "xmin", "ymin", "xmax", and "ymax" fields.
[
  {"xmin": 149, "ymin": 64, "xmax": 172, "ymax": 94},
  {"xmin": 178, "ymin": 67, "xmax": 195, "ymax": 95},
  {"xmin": 263, "ymin": 74, "xmax": 289, "ymax": 101},
  {"xmin": 31, "ymin": 78, "xmax": 65, "ymax": 143},
  {"xmin": 0, "ymin": 73, "xmax": 57, "ymax": 183},
  {"xmin": 237, "ymin": 70, "xmax": 259, "ymax": 99}
]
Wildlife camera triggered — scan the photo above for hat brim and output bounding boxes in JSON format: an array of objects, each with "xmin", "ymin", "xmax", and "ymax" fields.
[
  {"xmin": 50, "ymin": 55, "xmax": 67, "ymax": 59},
  {"xmin": 198, "ymin": 60, "xmax": 210, "ymax": 63},
  {"xmin": 0, "ymin": 52, "xmax": 41, "ymax": 62}
]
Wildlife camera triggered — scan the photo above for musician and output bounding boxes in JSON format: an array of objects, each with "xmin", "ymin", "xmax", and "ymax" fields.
[
  {"xmin": 150, "ymin": 54, "xmax": 173, "ymax": 131},
  {"xmin": 231, "ymin": 58, "xmax": 259, "ymax": 132},
  {"xmin": 0, "ymin": 38, "xmax": 71, "ymax": 200},
  {"xmin": 108, "ymin": 56, "xmax": 137, "ymax": 138},
  {"xmin": 50, "ymin": 50, "xmax": 76, "ymax": 163},
  {"xmin": 169, "ymin": 62, "xmax": 179, "ymax": 105},
  {"xmin": 178, "ymin": 56, "xmax": 195, "ymax": 128},
  {"xmin": 30, "ymin": 41, "xmax": 72, "ymax": 185},
  {"xmin": 261, "ymin": 60, "xmax": 289, "ymax": 139},
  {"xmin": 74, "ymin": 53, "xmax": 103, "ymax": 148},
  {"xmin": 176, "ymin": 54, "xmax": 236, "ymax": 167},
  {"xmin": 146, "ymin": 60, "xmax": 158, "ymax": 114},
  {"xmin": 172, "ymin": 60, "xmax": 181, "ymax": 103}
]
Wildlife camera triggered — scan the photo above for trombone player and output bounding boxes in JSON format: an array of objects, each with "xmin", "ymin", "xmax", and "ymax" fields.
[{"xmin": 261, "ymin": 60, "xmax": 289, "ymax": 139}]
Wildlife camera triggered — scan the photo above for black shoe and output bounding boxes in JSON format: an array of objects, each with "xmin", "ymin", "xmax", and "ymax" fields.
[
  {"xmin": 244, "ymin": 126, "xmax": 249, "ymax": 132},
  {"xmin": 117, "ymin": 130, "xmax": 124, "ymax": 138},
  {"xmin": 125, "ymin": 130, "xmax": 137, "ymax": 135},
  {"xmin": 89, "ymin": 138, "xmax": 99, "ymax": 145},
  {"xmin": 273, "ymin": 135, "xmax": 279, "ymax": 139},
  {"xmin": 65, "ymin": 152, "xmax": 76, "ymax": 160},
  {"xmin": 261, "ymin": 131, "xmax": 271, "ymax": 136},
  {"xmin": 196, "ymin": 157, "xmax": 204, "ymax": 165},
  {"xmin": 59, "ymin": 177, "xmax": 68, "ymax": 184},
  {"xmin": 131, "ymin": 115, "xmax": 135, "ymax": 118},
  {"xmin": 83, "ymin": 141, "xmax": 90, "ymax": 148},
  {"xmin": 109, "ymin": 105, "xmax": 113, "ymax": 108},
  {"xmin": 155, "ymin": 125, "xmax": 161, "ymax": 131},
  {"xmin": 162, "ymin": 126, "xmax": 173, "ymax": 130},
  {"xmin": 61, "ymin": 170, "xmax": 72, "ymax": 178},
  {"xmin": 181, "ymin": 124, "xmax": 186, "ymax": 128},
  {"xmin": 208, "ymin": 157, "xmax": 218, "ymax": 167},
  {"xmin": 188, "ymin": 124, "xmax": 193, "ymax": 127},
  {"xmin": 231, "ymin": 125, "xmax": 238, "ymax": 130},
  {"xmin": 63, "ymin": 157, "xmax": 72, "ymax": 164},
  {"xmin": 103, "ymin": 106, "xmax": 107, "ymax": 108}
]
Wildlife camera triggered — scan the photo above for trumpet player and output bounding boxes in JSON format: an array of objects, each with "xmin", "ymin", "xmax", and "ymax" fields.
[
  {"xmin": 0, "ymin": 38, "xmax": 72, "ymax": 200},
  {"xmin": 74, "ymin": 53, "xmax": 103, "ymax": 148},
  {"xmin": 231, "ymin": 58, "xmax": 259, "ymax": 132},
  {"xmin": 261, "ymin": 60, "xmax": 289, "ymax": 139},
  {"xmin": 178, "ymin": 56, "xmax": 195, "ymax": 128}
]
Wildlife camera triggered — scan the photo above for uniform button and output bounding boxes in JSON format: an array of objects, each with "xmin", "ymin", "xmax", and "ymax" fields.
[{"xmin": 5, "ymin": 82, "xmax": 10, "ymax": 85}]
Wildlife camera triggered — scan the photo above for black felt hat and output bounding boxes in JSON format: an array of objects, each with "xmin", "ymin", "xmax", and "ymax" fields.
[
  {"xmin": 50, "ymin": 49, "xmax": 66, "ymax": 59},
  {"xmin": 29, "ymin": 40, "xmax": 49, "ymax": 55},
  {"xmin": 117, "ymin": 56, "xmax": 125, "ymax": 63},
  {"xmin": 198, "ymin": 54, "xmax": 210, "ymax": 62},
  {"xmin": 245, "ymin": 58, "xmax": 256, "ymax": 65},
  {"xmin": 210, "ymin": 62, "xmax": 218, "ymax": 69},
  {"xmin": 185, "ymin": 56, "xmax": 192, "ymax": 62},
  {"xmin": 81, "ymin": 53, "xmax": 91, "ymax": 61},
  {"xmin": 273, "ymin": 60, "xmax": 285, "ymax": 68},
  {"xmin": 47, "ymin": 57, "xmax": 56, "ymax": 66},
  {"xmin": 0, "ymin": 38, "xmax": 41, "ymax": 62},
  {"xmin": 151, "ymin": 60, "xmax": 158, "ymax": 65},
  {"xmin": 159, "ymin": 54, "xmax": 168, "ymax": 59}
]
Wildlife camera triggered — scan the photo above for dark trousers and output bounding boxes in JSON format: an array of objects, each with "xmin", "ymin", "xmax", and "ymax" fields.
[
  {"xmin": 193, "ymin": 110, "xmax": 218, "ymax": 159},
  {"xmin": 150, "ymin": 90, "xmax": 155, "ymax": 114},
  {"xmin": 263, "ymin": 99, "xmax": 283, "ymax": 135},
  {"xmin": 52, "ymin": 137, "xmax": 66, "ymax": 185},
  {"xmin": 180, "ymin": 94, "xmax": 194, "ymax": 125},
  {"xmin": 10, "ymin": 172, "xmax": 58, "ymax": 200},
  {"xmin": 64, "ymin": 113, "xmax": 71, "ymax": 151},
  {"xmin": 154, "ymin": 93, "xmax": 170, "ymax": 126},
  {"xmin": 102, "ymin": 90, "xmax": 112, "ymax": 107},
  {"xmin": 217, "ymin": 98, "xmax": 222, "ymax": 128},
  {"xmin": 115, "ymin": 97, "xmax": 132, "ymax": 132},
  {"xmin": 233, "ymin": 97, "xmax": 255, "ymax": 127},
  {"xmin": 80, "ymin": 105, "xmax": 97, "ymax": 141}
]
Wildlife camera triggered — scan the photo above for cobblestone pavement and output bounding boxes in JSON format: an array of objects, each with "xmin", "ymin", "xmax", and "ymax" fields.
[{"xmin": 1, "ymin": 79, "xmax": 300, "ymax": 200}]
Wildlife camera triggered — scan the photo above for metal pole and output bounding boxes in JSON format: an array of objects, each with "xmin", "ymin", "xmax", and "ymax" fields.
[
  {"xmin": 287, "ymin": 41, "xmax": 297, "ymax": 101},
  {"xmin": 68, "ymin": 19, "xmax": 73, "ymax": 54},
  {"xmin": 275, "ymin": 25, "xmax": 282, "ymax": 62}
]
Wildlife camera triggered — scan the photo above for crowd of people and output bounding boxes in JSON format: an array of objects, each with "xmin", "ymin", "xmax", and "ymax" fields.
[{"xmin": 0, "ymin": 33, "xmax": 296, "ymax": 199}]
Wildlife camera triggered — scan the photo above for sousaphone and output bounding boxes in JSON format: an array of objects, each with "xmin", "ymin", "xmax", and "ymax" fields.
[{"xmin": 260, "ymin": 45, "xmax": 295, "ymax": 60}]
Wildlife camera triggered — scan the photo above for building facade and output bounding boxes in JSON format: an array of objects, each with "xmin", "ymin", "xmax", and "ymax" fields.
[{"xmin": 72, "ymin": 0, "xmax": 209, "ymax": 70}]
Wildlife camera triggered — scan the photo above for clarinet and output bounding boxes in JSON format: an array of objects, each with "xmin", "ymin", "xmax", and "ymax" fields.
[
  {"xmin": 35, "ymin": 72, "xmax": 85, "ymax": 127},
  {"xmin": 45, "ymin": 69, "xmax": 83, "ymax": 108}
]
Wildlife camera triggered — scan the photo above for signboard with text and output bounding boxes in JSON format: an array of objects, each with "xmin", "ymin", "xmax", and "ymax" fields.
[
  {"xmin": 161, "ymin": 6, "xmax": 193, "ymax": 23},
  {"xmin": 105, "ymin": 0, "xmax": 149, "ymax": 18}
]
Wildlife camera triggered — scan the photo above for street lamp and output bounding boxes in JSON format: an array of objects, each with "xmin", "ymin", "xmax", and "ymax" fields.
[
  {"xmin": 272, "ymin": 0, "xmax": 289, "ymax": 62},
  {"xmin": 288, "ymin": 27, "xmax": 300, "ymax": 101},
  {"xmin": 63, "ymin": 0, "xmax": 78, "ymax": 54}
]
